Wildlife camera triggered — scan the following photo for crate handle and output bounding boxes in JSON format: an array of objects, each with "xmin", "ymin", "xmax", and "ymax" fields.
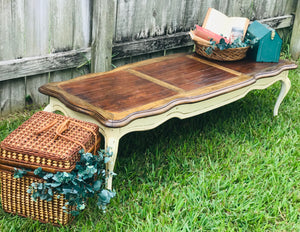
[{"xmin": 35, "ymin": 119, "xmax": 98, "ymax": 155}]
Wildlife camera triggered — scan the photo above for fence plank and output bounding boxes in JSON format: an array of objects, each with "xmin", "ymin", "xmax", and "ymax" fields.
[
  {"xmin": 112, "ymin": 14, "xmax": 294, "ymax": 60},
  {"xmin": 0, "ymin": 0, "xmax": 26, "ymax": 115},
  {"xmin": 258, "ymin": 15, "xmax": 294, "ymax": 29},
  {"xmin": 73, "ymin": 0, "xmax": 91, "ymax": 49},
  {"xmin": 0, "ymin": 79, "xmax": 26, "ymax": 116},
  {"xmin": 112, "ymin": 32, "xmax": 192, "ymax": 59},
  {"xmin": 0, "ymin": 48, "xmax": 91, "ymax": 82},
  {"xmin": 0, "ymin": 81, "xmax": 12, "ymax": 116},
  {"xmin": 23, "ymin": 0, "xmax": 51, "ymax": 107},
  {"xmin": 49, "ymin": 0, "xmax": 76, "ymax": 93},
  {"xmin": 0, "ymin": 13, "xmax": 294, "ymax": 81},
  {"xmin": 91, "ymin": 0, "xmax": 116, "ymax": 72},
  {"xmin": 291, "ymin": 0, "xmax": 300, "ymax": 60},
  {"xmin": 0, "ymin": 0, "xmax": 25, "ymax": 61}
]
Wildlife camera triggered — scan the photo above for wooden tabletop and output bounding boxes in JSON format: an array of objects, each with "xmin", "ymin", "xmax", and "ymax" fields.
[{"xmin": 39, "ymin": 53, "xmax": 297, "ymax": 127}]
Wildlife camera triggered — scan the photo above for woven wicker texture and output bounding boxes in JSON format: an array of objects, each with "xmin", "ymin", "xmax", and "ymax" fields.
[
  {"xmin": 190, "ymin": 30, "xmax": 249, "ymax": 61},
  {"xmin": 0, "ymin": 111, "xmax": 100, "ymax": 172},
  {"xmin": 0, "ymin": 169, "xmax": 74, "ymax": 226},
  {"xmin": 195, "ymin": 44, "xmax": 249, "ymax": 61}
]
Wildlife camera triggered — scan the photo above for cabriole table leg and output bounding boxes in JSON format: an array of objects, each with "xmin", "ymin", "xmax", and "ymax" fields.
[{"xmin": 273, "ymin": 75, "xmax": 291, "ymax": 116}]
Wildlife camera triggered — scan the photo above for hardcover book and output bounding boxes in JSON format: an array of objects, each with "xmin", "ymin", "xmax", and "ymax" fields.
[{"xmin": 202, "ymin": 8, "xmax": 250, "ymax": 42}]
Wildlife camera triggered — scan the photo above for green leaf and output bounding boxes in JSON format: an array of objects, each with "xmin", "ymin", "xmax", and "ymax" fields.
[
  {"xmin": 37, "ymin": 183, "xmax": 44, "ymax": 190},
  {"xmin": 48, "ymin": 188, "xmax": 53, "ymax": 196},
  {"xmin": 104, "ymin": 157, "xmax": 110, "ymax": 164},
  {"xmin": 40, "ymin": 194, "xmax": 48, "ymax": 200},
  {"xmin": 97, "ymin": 151, "xmax": 104, "ymax": 160},
  {"xmin": 98, "ymin": 189, "xmax": 116, "ymax": 204},
  {"xmin": 49, "ymin": 182, "xmax": 61, "ymax": 188},
  {"xmin": 78, "ymin": 204, "xmax": 86, "ymax": 211},
  {"xmin": 93, "ymin": 180, "xmax": 102, "ymax": 191},
  {"xmin": 42, "ymin": 173, "xmax": 54, "ymax": 180},
  {"xmin": 34, "ymin": 167, "xmax": 43, "ymax": 176},
  {"xmin": 62, "ymin": 187, "xmax": 73, "ymax": 195},
  {"xmin": 70, "ymin": 210, "xmax": 80, "ymax": 216},
  {"xmin": 25, "ymin": 148, "xmax": 116, "ymax": 216},
  {"xmin": 13, "ymin": 168, "xmax": 28, "ymax": 178}
]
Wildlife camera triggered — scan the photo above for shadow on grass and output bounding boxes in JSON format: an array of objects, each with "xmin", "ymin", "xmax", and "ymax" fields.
[{"xmin": 116, "ymin": 84, "xmax": 283, "ymax": 172}]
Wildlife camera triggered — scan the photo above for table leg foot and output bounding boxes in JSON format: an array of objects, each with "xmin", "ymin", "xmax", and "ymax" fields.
[
  {"xmin": 105, "ymin": 136, "xmax": 120, "ymax": 190},
  {"xmin": 274, "ymin": 76, "xmax": 291, "ymax": 116}
]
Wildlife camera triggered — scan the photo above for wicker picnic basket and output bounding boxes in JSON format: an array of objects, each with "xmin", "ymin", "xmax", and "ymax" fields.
[
  {"xmin": 0, "ymin": 164, "xmax": 74, "ymax": 225},
  {"xmin": 0, "ymin": 111, "xmax": 100, "ymax": 226},
  {"xmin": 189, "ymin": 30, "xmax": 249, "ymax": 61}
]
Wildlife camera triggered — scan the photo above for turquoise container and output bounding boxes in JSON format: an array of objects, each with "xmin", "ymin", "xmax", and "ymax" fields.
[{"xmin": 246, "ymin": 21, "xmax": 282, "ymax": 62}]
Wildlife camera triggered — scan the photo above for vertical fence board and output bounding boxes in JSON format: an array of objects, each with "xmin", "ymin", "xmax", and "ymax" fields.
[
  {"xmin": 290, "ymin": 0, "xmax": 300, "ymax": 60},
  {"xmin": 91, "ymin": 0, "xmax": 116, "ymax": 72},
  {"xmin": 49, "ymin": 0, "xmax": 92, "ymax": 82},
  {"xmin": 24, "ymin": 0, "xmax": 50, "ymax": 107},
  {"xmin": 73, "ymin": 0, "xmax": 91, "ymax": 49},
  {"xmin": 26, "ymin": 74, "xmax": 49, "ymax": 107},
  {"xmin": 0, "ymin": 0, "xmax": 25, "ymax": 115},
  {"xmin": 49, "ymin": 0, "xmax": 75, "ymax": 85},
  {"xmin": 24, "ymin": 0, "xmax": 50, "ymax": 56},
  {"xmin": 0, "ymin": 81, "xmax": 11, "ymax": 116},
  {"xmin": 0, "ymin": 78, "xmax": 26, "ymax": 116},
  {"xmin": 72, "ymin": 0, "xmax": 92, "ymax": 77},
  {"xmin": 10, "ymin": 78, "xmax": 26, "ymax": 112},
  {"xmin": 0, "ymin": 0, "xmax": 25, "ymax": 61}
]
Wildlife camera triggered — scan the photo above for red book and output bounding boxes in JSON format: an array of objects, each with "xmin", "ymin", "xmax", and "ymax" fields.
[{"xmin": 194, "ymin": 25, "xmax": 229, "ymax": 44}]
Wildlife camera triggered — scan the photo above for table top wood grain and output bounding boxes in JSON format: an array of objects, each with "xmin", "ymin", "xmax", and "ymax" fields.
[{"xmin": 39, "ymin": 53, "xmax": 297, "ymax": 127}]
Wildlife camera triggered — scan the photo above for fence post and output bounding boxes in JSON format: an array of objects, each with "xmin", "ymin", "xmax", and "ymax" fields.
[
  {"xmin": 91, "ymin": 0, "xmax": 116, "ymax": 73},
  {"xmin": 290, "ymin": 0, "xmax": 300, "ymax": 60}
]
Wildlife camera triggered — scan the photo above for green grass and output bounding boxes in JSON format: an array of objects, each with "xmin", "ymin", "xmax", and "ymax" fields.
[{"xmin": 0, "ymin": 60, "xmax": 299, "ymax": 231}]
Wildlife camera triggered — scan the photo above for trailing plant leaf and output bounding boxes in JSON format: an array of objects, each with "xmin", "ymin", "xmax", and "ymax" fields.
[
  {"xmin": 34, "ymin": 167, "xmax": 43, "ymax": 176},
  {"xmin": 14, "ymin": 149, "xmax": 116, "ymax": 215},
  {"xmin": 13, "ymin": 168, "xmax": 28, "ymax": 178},
  {"xmin": 205, "ymin": 36, "xmax": 252, "ymax": 55}
]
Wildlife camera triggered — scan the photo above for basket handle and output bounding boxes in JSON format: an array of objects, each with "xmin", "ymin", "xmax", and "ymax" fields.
[{"xmin": 35, "ymin": 119, "xmax": 98, "ymax": 155}]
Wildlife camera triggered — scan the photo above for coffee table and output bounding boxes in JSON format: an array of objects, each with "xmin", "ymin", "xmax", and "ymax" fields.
[{"xmin": 39, "ymin": 53, "xmax": 297, "ymax": 189}]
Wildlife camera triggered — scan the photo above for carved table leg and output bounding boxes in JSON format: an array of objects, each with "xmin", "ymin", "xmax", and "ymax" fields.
[
  {"xmin": 43, "ymin": 97, "xmax": 70, "ymax": 117},
  {"xmin": 104, "ymin": 134, "xmax": 121, "ymax": 190},
  {"xmin": 43, "ymin": 100, "xmax": 55, "ymax": 113},
  {"xmin": 273, "ymin": 75, "xmax": 291, "ymax": 116},
  {"xmin": 44, "ymin": 98, "xmax": 123, "ymax": 190}
]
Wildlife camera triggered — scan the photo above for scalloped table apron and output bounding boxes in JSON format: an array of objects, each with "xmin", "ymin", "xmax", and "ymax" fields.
[{"xmin": 39, "ymin": 53, "xmax": 297, "ymax": 190}]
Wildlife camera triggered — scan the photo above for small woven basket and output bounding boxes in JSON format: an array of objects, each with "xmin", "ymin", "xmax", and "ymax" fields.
[{"xmin": 189, "ymin": 30, "xmax": 249, "ymax": 61}]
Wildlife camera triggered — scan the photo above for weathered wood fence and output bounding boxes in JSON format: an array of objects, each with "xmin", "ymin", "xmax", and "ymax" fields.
[{"xmin": 0, "ymin": 0, "xmax": 299, "ymax": 116}]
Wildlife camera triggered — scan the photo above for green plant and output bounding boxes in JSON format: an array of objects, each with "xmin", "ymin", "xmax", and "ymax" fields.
[
  {"xmin": 205, "ymin": 37, "xmax": 257, "ymax": 55},
  {"xmin": 14, "ymin": 149, "xmax": 116, "ymax": 216}
]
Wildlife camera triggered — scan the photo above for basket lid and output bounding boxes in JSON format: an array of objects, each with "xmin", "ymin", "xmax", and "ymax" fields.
[{"xmin": 0, "ymin": 111, "xmax": 100, "ymax": 173}]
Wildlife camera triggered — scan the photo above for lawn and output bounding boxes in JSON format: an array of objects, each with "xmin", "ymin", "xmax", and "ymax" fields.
[{"xmin": 0, "ymin": 59, "xmax": 299, "ymax": 231}]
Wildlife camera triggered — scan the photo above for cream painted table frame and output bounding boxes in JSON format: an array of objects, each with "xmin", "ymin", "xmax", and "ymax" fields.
[{"xmin": 44, "ymin": 70, "xmax": 291, "ymax": 190}]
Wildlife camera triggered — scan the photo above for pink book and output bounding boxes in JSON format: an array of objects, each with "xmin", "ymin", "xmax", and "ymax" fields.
[{"xmin": 194, "ymin": 25, "xmax": 229, "ymax": 44}]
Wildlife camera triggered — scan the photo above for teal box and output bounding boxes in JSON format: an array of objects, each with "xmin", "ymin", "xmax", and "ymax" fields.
[{"xmin": 246, "ymin": 21, "xmax": 282, "ymax": 62}]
